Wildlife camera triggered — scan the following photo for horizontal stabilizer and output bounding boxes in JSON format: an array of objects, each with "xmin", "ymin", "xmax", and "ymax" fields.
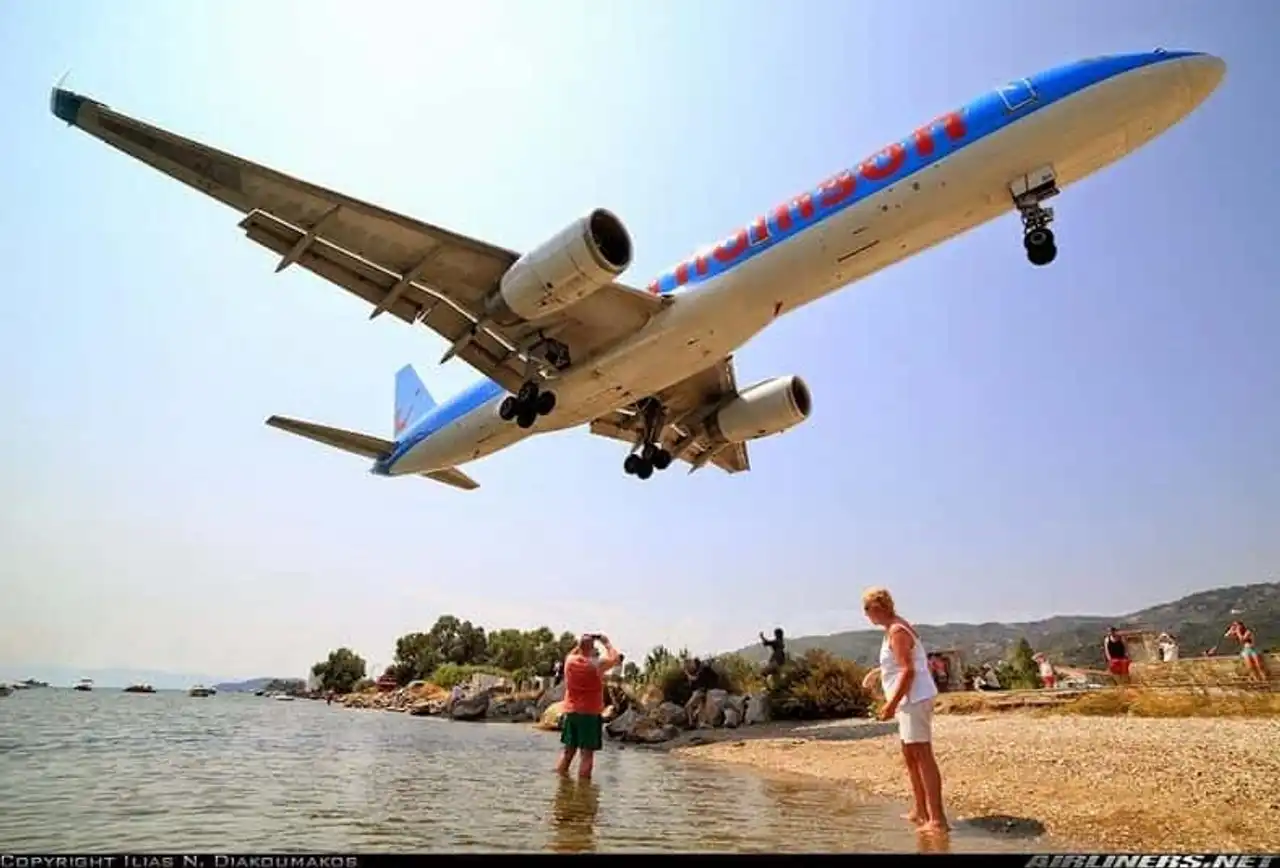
[
  {"xmin": 423, "ymin": 467, "xmax": 480, "ymax": 491},
  {"xmin": 265, "ymin": 415, "xmax": 393, "ymax": 460}
]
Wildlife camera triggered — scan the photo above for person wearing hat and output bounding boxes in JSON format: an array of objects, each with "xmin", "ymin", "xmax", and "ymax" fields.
[{"xmin": 556, "ymin": 633, "xmax": 621, "ymax": 780}]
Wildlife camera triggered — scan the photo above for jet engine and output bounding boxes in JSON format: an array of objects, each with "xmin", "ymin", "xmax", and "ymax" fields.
[
  {"xmin": 707, "ymin": 376, "xmax": 813, "ymax": 443},
  {"xmin": 484, "ymin": 209, "xmax": 633, "ymax": 326}
]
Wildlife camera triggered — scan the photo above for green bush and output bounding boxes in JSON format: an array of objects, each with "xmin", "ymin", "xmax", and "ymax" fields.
[
  {"xmin": 430, "ymin": 663, "xmax": 510, "ymax": 689},
  {"xmin": 650, "ymin": 655, "xmax": 753, "ymax": 704},
  {"xmin": 768, "ymin": 649, "xmax": 873, "ymax": 721}
]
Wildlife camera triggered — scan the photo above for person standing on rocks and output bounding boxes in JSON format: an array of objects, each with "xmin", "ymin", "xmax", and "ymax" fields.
[
  {"xmin": 684, "ymin": 657, "xmax": 718, "ymax": 728},
  {"xmin": 556, "ymin": 633, "xmax": 621, "ymax": 780},
  {"xmin": 760, "ymin": 628, "xmax": 787, "ymax": 686},
  {"xmin": 861, "ymin": 586, "xmax": 947, "ymax": 834}
]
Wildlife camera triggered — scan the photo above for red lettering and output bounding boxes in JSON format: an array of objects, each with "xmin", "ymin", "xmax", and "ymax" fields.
[
  {"xmin": 817, "ymin": 170, "xmax": 856, "ymax": 208},
  {"xmin": 647, "ymin": 280, "xmax": 661, "ymax": 296},
  {"xmin": 694, "ymin": 252, "xmax": 711, "ymax": 275},
  {"xmin": 748, "ymin": 216, "xmax": 771, "ymax": 245},
  {"xmin": 911, "ymin": 110, "xmax": 967, "ymax": 157},
  {"xmin": 795, "ymin": 193, "xmax": 815, "ymax": 220},
  {"xmin": 859, "ymin": 143, "xmax": 905, "ymax": 181},
  {"xmin": 771, "ymin": 202, "xmax": 794, "ymax": 231},
  {"xmin": 674, "ymin": 262, "xmax": 691, "ymax": 287},
  {"xmin": 714, "ymin": 229, "xmax": 749, "ymax": 263}
]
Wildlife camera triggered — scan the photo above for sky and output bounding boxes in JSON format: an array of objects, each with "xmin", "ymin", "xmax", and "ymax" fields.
[{"xmin": 1, "ymin": 1, "xmax": 1277, "ymax": 685}]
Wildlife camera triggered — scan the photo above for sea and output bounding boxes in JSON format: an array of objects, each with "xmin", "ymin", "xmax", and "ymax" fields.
[{"xmin": 0, "ymin": 689, "xmax": 1031, "ymax": 853}]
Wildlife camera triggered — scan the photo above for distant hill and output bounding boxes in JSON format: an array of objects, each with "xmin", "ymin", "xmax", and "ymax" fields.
[
  {"xmin": 213, "ymin": 677, "xmax": 304, "ymax": 693},
  {"xmin": 730, "ymin": 582, "xmax": 1280, "ymax": 669}
]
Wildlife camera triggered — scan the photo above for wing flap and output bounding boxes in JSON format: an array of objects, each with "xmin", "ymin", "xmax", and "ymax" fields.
[
  {"xmin": 423, "ymin": 467, "xmax": 480, "ymax": 490},
  {"xmin": 265, "ymin": 415, "xmax": 393, "ymax": 460}
]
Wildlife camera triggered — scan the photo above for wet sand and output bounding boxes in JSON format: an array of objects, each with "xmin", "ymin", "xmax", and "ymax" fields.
[{"xmin": 670, "ymin": 714, "xmax": 1280, "ymax": 851}]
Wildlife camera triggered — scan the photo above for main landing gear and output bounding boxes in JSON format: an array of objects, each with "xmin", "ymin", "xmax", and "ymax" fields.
[
  {"xmin": 623, "ymin": 398, "xmax": 674, "ymax": 481},
  {"xmin": 498, "ymin": 380, "xmax": 556, "ymax": 429},
  {"xmin": 1011, "ymin": 166, "xmax": 1059, "ymax": 267}
]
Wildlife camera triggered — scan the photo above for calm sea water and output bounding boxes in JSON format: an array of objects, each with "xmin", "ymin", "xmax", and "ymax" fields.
[{"xmin": 0, "ymin": 690, "xmax": 1025, "ymax": 853}]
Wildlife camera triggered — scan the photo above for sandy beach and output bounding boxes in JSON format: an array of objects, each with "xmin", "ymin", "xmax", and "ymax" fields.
[{"xmin": 673, "ymin": 714, "xmax": 1280, "ymax": 852}]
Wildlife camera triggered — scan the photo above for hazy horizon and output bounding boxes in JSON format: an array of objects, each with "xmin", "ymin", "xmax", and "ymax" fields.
[{"xmin": 3, "ymin": 3, "xmax": 1276, "ymax": 682}]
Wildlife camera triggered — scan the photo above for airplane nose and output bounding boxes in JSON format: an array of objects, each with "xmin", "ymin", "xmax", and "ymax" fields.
[{"xmin": 1181, "ymin": 53, "xmax": 1226, "ymax": 108}]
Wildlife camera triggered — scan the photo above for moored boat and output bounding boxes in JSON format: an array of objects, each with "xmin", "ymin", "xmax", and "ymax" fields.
[
  {"xmin": 73, "ymin": 678, "xmax": 94, "ymax": 692},
  {"xmin": 124, "ymin": 684, "xmax": 156, "ymax": 694},
  {"xmin": 188, "ymin": 685, "xmax": 215, "ymax": 697}
]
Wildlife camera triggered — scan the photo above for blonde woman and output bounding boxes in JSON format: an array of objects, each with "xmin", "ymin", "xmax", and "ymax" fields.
[{"xmin": 862, "ymin": 586, "xmax": 947, "ymax": 832}]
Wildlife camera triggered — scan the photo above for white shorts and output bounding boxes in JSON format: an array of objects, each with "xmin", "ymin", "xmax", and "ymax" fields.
[{"xmin": 895, "ymin": 697, "xmax": 935, "ymax": 744}]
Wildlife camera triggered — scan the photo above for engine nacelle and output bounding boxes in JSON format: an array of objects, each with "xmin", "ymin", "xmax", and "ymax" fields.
[
  {"xmin": 708, "ymin": 376, "xmax": 813, "ymax": 443},
  {"xmin": 484, "ymin": 209, "xmax": 633, "ymax": 326}
]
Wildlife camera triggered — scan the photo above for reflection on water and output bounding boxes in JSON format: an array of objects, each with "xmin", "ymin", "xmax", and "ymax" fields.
[{"xmin": 0, "ymin": 690, "xmax": 1026, "ymax": 852}]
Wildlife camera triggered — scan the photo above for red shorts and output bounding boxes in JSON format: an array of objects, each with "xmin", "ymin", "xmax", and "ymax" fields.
[
  {"xmin": 1042, "ymin": 675, "xmax": 1056, "ymax": 688},
  {"xmin": 1107, "ymin": 659, "xmax": 1131, "ymax": 676}
]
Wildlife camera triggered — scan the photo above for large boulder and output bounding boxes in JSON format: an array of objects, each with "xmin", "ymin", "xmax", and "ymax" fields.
[
  {"xmin": 744, "ymin": 692, "xmax": 771, "ymax": 725},
  {"xmin": 653, "ymin": 701, "xmax": 688, "ymax": 728},
  {"xmin": 698, "ymin": 689, "xmax": 729, "ymax": 727},
  {"xmin": 536, "ymin": 701, "xmax": 565, "ymax": 731},
  {"xmin": 408, "ymin": 699, "xmax": 446, "ymax": 717},
  {"xmin": 450, "ymin": 691, "xmax": 491, "ymax": 721},
  {"xmin": 536, "ymin": 682, "xmax": 565, "ymax": 715},
  {"xmin": 604, "ymin": 708, "xmax": 641, "ymax": 739},
  {"xmin": 486, "ymin": 696, "xmax": 534, "ymax": 721},
  {"xmin": 628, "ymin": 718, "xmax": 679, "ymax": 744}
]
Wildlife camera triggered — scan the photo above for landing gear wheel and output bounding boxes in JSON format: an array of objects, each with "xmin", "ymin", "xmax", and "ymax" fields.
[
  {"xmin": 651, "ymin": 448, "xmax": 673, "ymax": 471},
  {"xmin": 535, "ymin": 390, "xmax": 557, "ymax": 416},
  {"xmin": 1024, "ymin": 228, "xmax": 1057, "ymax": 266},
  {"xmin": 516, "ymin": 410, "xmax": 537, "ymax": 429},
  {"xmin": 634, "ymin": 460, "xmax": 654, "ymax": 480},
  {"xmin": 517, "ymin": 381, "xmax": 539, "ymax": 405},
  {"xmin": 623, "ymin": 454, "xmax": 642, "ymax": 476},
  {"xmin": 498, "ymin": 396, "xmax": 519, "ymax": 421}
]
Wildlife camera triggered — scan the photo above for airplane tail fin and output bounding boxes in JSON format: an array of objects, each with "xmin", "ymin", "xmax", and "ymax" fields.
[{"xmin": 394, "ymin": 364, "xmax": 435, "ymax": 438}]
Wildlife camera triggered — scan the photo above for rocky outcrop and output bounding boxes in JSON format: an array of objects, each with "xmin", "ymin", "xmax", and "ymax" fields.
[
  {"xmin": 536, "ymin": 682, "xmax": 565, "ymax": 715},
  {"xmin": 537, "ymin": 700, "xmax": 565, "ymax": 731},
  {"xmin": 449, "ymin": 691, "xmax": 491, "ymax": 721},
  {"xmin": 342, "ymin": 682, "xmax": 543, "ymax": 725},
  {"xmin": 601, "ymin": 690, "xmax": 773, "ymax": 745}
]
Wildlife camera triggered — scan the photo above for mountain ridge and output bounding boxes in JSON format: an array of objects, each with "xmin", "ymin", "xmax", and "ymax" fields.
[{"xmin": 729, "ymin": 582, "xmax": 1280, "ymax": 669}]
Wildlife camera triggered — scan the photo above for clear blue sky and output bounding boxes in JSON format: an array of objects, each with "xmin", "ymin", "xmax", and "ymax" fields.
[{"xmin": 1, "ymin": 1, "xmax": 1276, "ymax": 681}]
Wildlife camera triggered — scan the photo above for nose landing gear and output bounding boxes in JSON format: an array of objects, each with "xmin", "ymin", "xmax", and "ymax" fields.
[
  {"xmin": 1011, "ymin": 166, "xmax": 1059, "ymax": 267},
  {"xmin": 498, "ymin": 380, "xmax": 556, "ymax": 429}
]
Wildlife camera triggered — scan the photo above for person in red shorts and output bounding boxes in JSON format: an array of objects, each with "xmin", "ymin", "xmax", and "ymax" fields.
[
  {"xmin": 555, "ymin": 633, "xmax": 621, "ymax": 780},
  {"xmin": 1103, "ymin": 627, "xmax": 1130, "ymax": 683}
]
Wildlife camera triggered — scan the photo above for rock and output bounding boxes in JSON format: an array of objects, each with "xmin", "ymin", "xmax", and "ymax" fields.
[
  {"xmin": 486, "ymin": 697, "xmax": 533, "ymax": 721},
  {"xmin": 724, "ymin": 693, "xmax": 747, "ymax": 720},
  {"xmin": 744, "ymin": 692, "xmax": 771, "ymax": 725},
  {"xmin": 407, "ymin": 700, "xmax": 437, "ymax": 717},
  {"xmin": 699, "ymin": 689, "xmax": 729, "ymax": 727},
  {"xmin": 605, "ymin": 708, "xmax": 641, "ymax": 739},
  {"xmin": 653, "ymin": 701, "xmax": 688, "ymax": 728},
  {"xmin": 450, "ymin": 691, "xmax": 491, "ymax": 721},
  {"xmin": 536, "ymin": 682, "xmax": 565, "ymax": 715},
  {"xmin": 535, "ymin": 701, "xmax": 565, "ymax": 731},
  {"xmin": 629, "ymin": 718, "xmax": 679, "ymax": 744},
  {"xmin": 723, "ymin": 707, "xmax": 742, "ymax": 728}
]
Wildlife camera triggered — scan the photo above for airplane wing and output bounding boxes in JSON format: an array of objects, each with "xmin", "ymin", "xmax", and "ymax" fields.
[
  {"xmin": 588, "ymin": 357, "xmax": 751, "ymax": 475},
  {"xmin": 50, "ymin": 88, "xmax": 663, "ymax": 395}
]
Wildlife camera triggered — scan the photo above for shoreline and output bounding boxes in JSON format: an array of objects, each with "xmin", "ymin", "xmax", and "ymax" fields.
[{"xmin": 668, "ymin": 712, "xmax": 1280, "ymax": 852}]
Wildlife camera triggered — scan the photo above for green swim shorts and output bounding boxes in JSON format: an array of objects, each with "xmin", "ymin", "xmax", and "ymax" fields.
[{"xmin": 560, "ymin": 712, "xmax": 603, "ymax": 751}]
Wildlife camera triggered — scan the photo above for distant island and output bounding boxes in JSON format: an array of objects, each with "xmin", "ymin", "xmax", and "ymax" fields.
[
  {"xmin": 732, "ymin": 582, "xmax": 1280, "ymax": 668},
  {"xmin": 213, "ymin": 677, "xmax": 307, "ymax": 694}
]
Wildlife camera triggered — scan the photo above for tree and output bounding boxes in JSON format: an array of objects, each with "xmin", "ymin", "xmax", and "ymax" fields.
[
  {"xmin": 311, "ymin": 647, "xmax": 368, "ymax": 694},
  {"xmin": 622, "ymin": 661, "xmax": 642, "ymax": 683},
  {"xmin": 1002, "ymin": 638, "xmax": 1041, "ymax": 690}
]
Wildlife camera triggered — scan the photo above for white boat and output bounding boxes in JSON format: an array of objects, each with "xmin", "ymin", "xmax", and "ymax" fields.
[
  {"xmin": 188, "ymin": 685, "xmax": 215, "ymax": 697},
  {"xmin": 73, "ymin": 678, "xmax": 94, "ymax": 692},
  {"xmin": 273, "ymin": 694, "xmax": 295, "ymax": 701}
]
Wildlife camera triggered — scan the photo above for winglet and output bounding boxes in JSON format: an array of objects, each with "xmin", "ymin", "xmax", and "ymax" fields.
[{"xmin": 49, "ymin": 78, "xmax": 88, "ymax": 126}]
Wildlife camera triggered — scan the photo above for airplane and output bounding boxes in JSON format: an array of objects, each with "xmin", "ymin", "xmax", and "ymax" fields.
[{"xmin": 50, "ymin": 49, "xmax": 1225, "ymax": 490}]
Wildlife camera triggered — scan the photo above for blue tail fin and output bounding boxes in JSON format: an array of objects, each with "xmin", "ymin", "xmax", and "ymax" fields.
[{"xmin": 394, "ymin": 364, "xmax": 436, "ymax": 438}]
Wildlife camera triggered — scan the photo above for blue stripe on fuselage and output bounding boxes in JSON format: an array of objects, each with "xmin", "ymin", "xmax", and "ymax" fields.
[
  {"xmin": 374, "ymin": 377, "xmax": 505, "ymax": 474},
  {"xmin": 650, "ymin": 50, "xmax": 1203, "ymax": 295}
]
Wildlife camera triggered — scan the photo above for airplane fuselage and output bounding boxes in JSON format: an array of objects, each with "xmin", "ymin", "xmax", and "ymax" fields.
[{"xmin": 379, "ymin": 50, "xmax": 1224, "ymax": 477}]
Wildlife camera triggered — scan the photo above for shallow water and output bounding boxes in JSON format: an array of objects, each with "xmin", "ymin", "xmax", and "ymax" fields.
[{"xmin": 0, "ymin": 689, "xmax": 1028, "ymax": 852}]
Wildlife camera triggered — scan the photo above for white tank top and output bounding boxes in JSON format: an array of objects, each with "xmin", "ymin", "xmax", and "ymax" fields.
[{"xmin": 879, "ymin": 622, "xmax": 938, "ymax": 705}]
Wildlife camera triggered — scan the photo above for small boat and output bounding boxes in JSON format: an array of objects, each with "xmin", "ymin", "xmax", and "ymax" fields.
[
  {"xmin": 20, "ymin": 678, "xmax": 49, "ymax": 688},
  {"xmin": 73, "ymin": 678, "xmax": 94, "ymax": 692},
  {"xmin": 188, "ymin": 685, "xmax": 215, "ymax": 697},
  {"xmin": 124, "ymin": 684, "xmax": 156, "ymax": 694},
  {"xmin": 273, "ymin": 693, "xmax": 296, "ymax": 701},
  {"xmin": 0, "ymin": 684, "xmax": 12, "ymax": 697}
]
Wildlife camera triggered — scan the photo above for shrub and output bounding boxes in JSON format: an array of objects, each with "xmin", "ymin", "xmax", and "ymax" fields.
[
  {"xmin": 430, "ymin": 663, "xmax": 510, "ymax": 690},
  {"xmin": 768, "ymin": 649, "xmax": 873, "ymax": 721},
  {"xmin": 649, "ymin": 655, "xmax": 754, "ymax": 705}
]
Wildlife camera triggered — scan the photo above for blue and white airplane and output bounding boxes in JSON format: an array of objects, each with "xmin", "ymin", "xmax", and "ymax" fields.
[{"xmin": 52, "ymin": 50, "xmax": 1224, "ymax": 489}]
